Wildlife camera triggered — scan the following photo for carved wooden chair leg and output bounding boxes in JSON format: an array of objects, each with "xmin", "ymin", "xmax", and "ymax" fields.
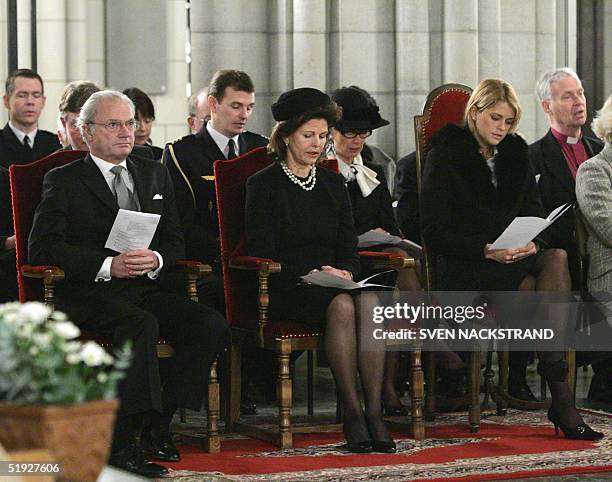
[
  {"xmin": 409, "ymin": 349, "xmax": 425, "ymax": 440},
  {"xmin": 277, "ymin": 339, "xmax": 293, "ymax": 449},
  {"xmin": 307, "ymin": 350, "xmax": 314, "ymax": 416},
  {"xmin": 424, "ymin": 351, "xmax": 436, "ymax": 421},
  {"xmin": 483, "ymin": 350, "xmax": 495, "ymax": 407},
  {"xmin": 497, "ymin": 350, "xmax": 509, "ymax": 415},
  {"xmin": 567, "ymin": 350, "xmax": 576, "ymax": 397},
  {"xmin": 468, "ymin": 350, "xmax": 481, "ymax": 433},
  {"xmin": 205, "ymin": 360, "xmax": 220, "ymax": 453},
  {"xmin": 226, "ymin": 343, "xmax": 242, "ymax": 432}
]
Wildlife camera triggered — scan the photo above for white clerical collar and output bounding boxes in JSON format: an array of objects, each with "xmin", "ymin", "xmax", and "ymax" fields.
[
  {"xmin": 206, "ymin": 122, "xmax": 239, "ymax": 157},
  {"xmin": 566, "ymin": 135, "xmax": 580, "ymax": 145},
  {"xmin": 9, "ymin": 121, "xmax": 38, "ymax": 145}
]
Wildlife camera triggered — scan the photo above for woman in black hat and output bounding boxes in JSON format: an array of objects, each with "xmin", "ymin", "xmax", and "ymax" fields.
[
  {"xmin": 245, "ymin": 87, "xmax": 396, "ymax": 453},
  {"xmin": 331, "ymin": 86, "xmax": 421, "ymax": 415}
]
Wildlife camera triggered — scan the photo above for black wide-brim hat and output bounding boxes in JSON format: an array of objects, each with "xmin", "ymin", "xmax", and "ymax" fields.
[
  {"xmin": 331, "ymin": 86, "xmax": 389, "ymax": 131},
  {"xmin": 271, "ymin": 87, "xmax": 333, "ymax": 121}
]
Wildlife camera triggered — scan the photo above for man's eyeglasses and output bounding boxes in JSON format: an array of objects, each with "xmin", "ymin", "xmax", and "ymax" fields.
[
  {"xmin": 339, "ymin": 130, "xmax": 372, "ymax": 139},
  {"xmin": 87, "ymin": 120, "xmax": 140, "ymax": 131}
]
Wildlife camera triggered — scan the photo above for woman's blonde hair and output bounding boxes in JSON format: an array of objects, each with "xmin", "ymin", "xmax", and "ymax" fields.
[
  {"xmin": 464, "ymin": 79, "xmax": 522, "ymax": 134},
  {"xmin": 591, "ymin": 95, "xmax": 612, "ymax": 144}
]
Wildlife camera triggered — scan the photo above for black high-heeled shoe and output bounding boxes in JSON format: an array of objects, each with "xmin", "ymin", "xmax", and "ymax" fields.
[
  {"xmin": 383, "ymin": 403, "xmax": 409, "ymax": 417},
  {"xmin": 343, "ymin": 422, "xmax": 373, "ymax": 453},
  {"xmin": 547, "ymin": 409, "xmax": 604, "ymax": 441}
]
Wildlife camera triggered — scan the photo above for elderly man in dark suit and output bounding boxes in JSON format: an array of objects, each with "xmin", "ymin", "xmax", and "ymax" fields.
[
  {"xmin": 163, "ymin": 70, "xmax": 268, "ymax": 414},
  {"xmin": 530, "ymin": 67, "xmax": 609, "ymax": 403},
  {"xmin": 530, "ymin": 67, "xmax": 603, "ymax": 287},
  {"xmin": 29, "ymin": 90, "xmax": 228, "ymax": 477},
  {"xmin": 1, "ymin": 69, "xmax": 60, "ymax": 167}
]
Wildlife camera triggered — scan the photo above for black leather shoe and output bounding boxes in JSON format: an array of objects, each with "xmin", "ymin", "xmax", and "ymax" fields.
[
  {"xmin": 508, "ymin": 379, "xmax": 537, "ymax": 402},
  {"xmin": 109, "ymin": 442, "xmax": 169, "ymax": 478},
  {"xmin": 372, "ymin": 439, "xmax": 397, "ymax": 453},
  {"xmin": 240, "ymin": 397, "xmax": 257, "ymax": 415},
  {"xmin": 344, "ymin": 440, "xmax": 374, "ymax": 453},
  {"xmin": 142, "ymin": 429, "xmax": 181, "ymax": 462}
]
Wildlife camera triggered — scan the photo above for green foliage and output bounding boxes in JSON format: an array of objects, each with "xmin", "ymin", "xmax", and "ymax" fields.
[{"xmin": 0, "ymin": 302, "xmax": 131, "ymax": 405}]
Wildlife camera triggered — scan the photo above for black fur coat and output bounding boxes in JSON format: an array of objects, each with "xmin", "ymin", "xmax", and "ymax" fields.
[{"xmin": 420, "ymin": 124, "xmax": 546, "ymax": 290}]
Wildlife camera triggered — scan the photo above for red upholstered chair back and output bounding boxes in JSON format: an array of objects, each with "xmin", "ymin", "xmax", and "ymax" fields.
[
  {"xmin": 9, "ymin": 150, "xmax": 87, "ymax": 301},
  {"xmin": 317, "ymin": 157, "xmax": 339, "ymax": 174},
  {"xmin": 414, "ymin": 83, "xmax": 472, "ymax": 178},
  {"xmin": 414, "ymin": 83, "xmax": 472, "ymax": 290},
  {"xmin": 214, "ymin": 146, "xmax": 272, "ymax": 327}
]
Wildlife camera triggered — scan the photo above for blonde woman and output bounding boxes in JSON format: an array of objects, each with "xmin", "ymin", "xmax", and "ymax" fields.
[{"xmin": 421, "ymin": 79, "xmax": 603, "ymax": 440}]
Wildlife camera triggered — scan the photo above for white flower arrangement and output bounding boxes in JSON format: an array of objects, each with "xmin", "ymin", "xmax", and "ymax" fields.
[{"xmin": 0, "ymin": 302, "xmax": 131, "ymax": 405}]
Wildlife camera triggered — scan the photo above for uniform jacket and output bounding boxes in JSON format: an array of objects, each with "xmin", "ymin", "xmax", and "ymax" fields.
[
  {"xmin": 28, "ymin": 154, "xmax": 184, "ymax": 287},
  {"xmin": 575, "ymin": 143, "xmax": 612, "ymax": 291},
  {"xmin": 0, "ymin": 123, "xmax": 61, "ymax": 168},
  {"xmin": 162, "ymin": 123, "xmax": 267, "ymax": 262}
]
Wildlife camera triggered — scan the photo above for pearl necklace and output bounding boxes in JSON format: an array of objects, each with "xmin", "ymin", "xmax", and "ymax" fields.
[{"xmin": 280, "ymin": 162, "xmax": 317, "ymax": 191}]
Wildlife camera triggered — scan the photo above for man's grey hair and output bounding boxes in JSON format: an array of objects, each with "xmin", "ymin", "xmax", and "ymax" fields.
[
  {"xmin": 188, "ymin": 87, "xmax": 208, "ymax": 117},
  {"xmin": 77, "ymin": 90, "xmax": 135, "ymax": 143},
  {"xmin": 535, "ymin": 67, "xmax": 581, "ymax": 102}
]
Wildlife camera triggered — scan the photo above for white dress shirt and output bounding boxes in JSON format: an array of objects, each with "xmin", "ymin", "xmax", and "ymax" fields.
[{"xmin": 206, "ymin": 122, "xmax": 240, "ymax": 159}]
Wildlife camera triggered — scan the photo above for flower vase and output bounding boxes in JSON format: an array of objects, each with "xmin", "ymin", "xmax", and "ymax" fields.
[{"xmin": 0, "ymin": 399, "xmax": 118, "ymax": 482}]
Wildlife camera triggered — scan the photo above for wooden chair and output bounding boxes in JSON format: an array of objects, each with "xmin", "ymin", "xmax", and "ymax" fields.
[
  {"xmin": 215, "ymin": 147, "xmax": 424, "ymax": 448},
  {"xmin": 413, "ymin": 83, "xmax": 482, "ymax": 431},
  {"xmin": 9, "ymin": 150, "xmax": 220, "ymax": 452}
]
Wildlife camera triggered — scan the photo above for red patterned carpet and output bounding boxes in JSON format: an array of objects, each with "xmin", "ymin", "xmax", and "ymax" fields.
[{"xmin": 165, "ymin": 409, "xmax": 611, "ymax": 481}]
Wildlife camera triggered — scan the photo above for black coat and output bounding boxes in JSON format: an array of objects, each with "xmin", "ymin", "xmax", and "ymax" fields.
[
  {"xmin": 346, "ymin": 161, "xmax": 399, "ymax": 236},
  {"xmin": 163, "ymin": 123, "xmax": 267, "ymax": 262},
  {"xmin": 0, "ymin": 123, "xmax": 61, "ymax": 168},
  {"xmin": 246, "ymin": 162, "xmax": 360, "ymax": 290},
  {"xmin": 421, "ymin": 124, "xmax": 546, "ymax": 290},
  {"xmin": 529, "ymin": 129, "xmax": 603, "ymax": 287}
]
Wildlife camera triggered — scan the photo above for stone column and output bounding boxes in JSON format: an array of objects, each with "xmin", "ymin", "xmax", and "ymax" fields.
[
  {"xmin": 37, "ymin": 0, "xmax": 67, "ymax": 131},
  {"xmin": 396, "ymin": 0, "xmax": 431, "ymax": 154},
  {"xmin": 442, "ymin": 0, "xmax": 478, "ymax": 86},
  {"xmin": 66, "ymin": 0, "xmax": 87, "ymax": 80},
  {"xmin": 190, "ymin": 0, "xmax": 270, "ymax": 135}
]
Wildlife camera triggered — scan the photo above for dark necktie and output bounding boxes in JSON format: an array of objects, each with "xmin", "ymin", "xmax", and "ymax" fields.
[
  {"xmin": 110, "ymin": 165, "xmax": 138, "ymax": 211},
  {"xmin": 227, "ymin": 139, "xmax": 237, "ymax": 159},
  {"xmin": 23, "ymin": 135, "xmax": 32, "ymax": 150}
]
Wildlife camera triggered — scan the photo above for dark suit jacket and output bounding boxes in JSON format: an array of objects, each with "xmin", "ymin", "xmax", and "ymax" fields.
[
  {"xmin": 163, "ymin": 123, "xmax": 267, "ymax": 262},
  {"xmin": 394, "ymin": 151, "xmax": 420, "ymax": 242},
  {"xmin": 28, "ymin": 154, "xmax": 184, "ymax": 289},
  {"xmin": 0, "ymin": 123, "xmax": 61, "ymax": 168},
  {"xmin": 346, "ymin": 161, "xmax": 399, "ymax": 236},
  {"xmin": 529, "ymin": 129, "xmax": 604, "ymax": 287}
]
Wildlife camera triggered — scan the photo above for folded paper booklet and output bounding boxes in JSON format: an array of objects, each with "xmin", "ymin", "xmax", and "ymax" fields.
[
  {"xmin": 105, "ymin": 209, "xmax": 161, "ymax": 253},
  {"xmin": 357, "ymin": 229, "xmax": 423, "ymax": 258},
  {"xmin": 300, "ymin": 269, "xmax": 395, "ymax": 290},
  {"xmin": 490, "ymin": 203, "xmax": 572, "ymax": 250}
]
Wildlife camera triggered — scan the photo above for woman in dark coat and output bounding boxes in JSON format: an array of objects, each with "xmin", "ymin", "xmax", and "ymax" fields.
[
  {"xmin": 246, "ymin": 88, "xmax": 396, "ymax": 453},
  {"xmin": 421, "ymin": 79, "xmax": 603, "ymax": 440},
  {"xmin": 331, "ymin": 86, "xmax": 421, "ymax": 415}
]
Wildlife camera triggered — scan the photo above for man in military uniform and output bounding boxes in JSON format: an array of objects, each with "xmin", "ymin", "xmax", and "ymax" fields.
[
  {"xmin": 163, "ymin": 69, "xmax": 267, "ymax": 264},
  {"xmin": 163, "ymin": 70, "xmax": 268, "ymax": 414}
]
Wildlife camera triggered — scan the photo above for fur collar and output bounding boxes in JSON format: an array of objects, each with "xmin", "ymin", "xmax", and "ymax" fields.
[{"xmin": 430, "ymin": 123, "xmax": 530, "ymax": 209}]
